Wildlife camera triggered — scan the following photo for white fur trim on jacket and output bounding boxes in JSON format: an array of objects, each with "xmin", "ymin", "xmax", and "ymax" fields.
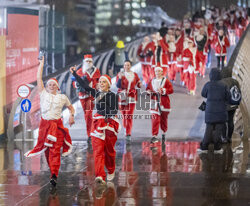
[{"xmin": 47, "ymin": 134, "xmax": 57, "ymax": 142}]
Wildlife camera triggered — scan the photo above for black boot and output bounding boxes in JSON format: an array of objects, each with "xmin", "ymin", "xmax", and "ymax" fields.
[
  {"xmin": 162, "ymin": 134, "xmax": 165, "ymax": 142},
  {"xmin": 50, "ymin": 174, "xmax": 57, "ymax": 187},
  {"xmin": 87, "ymin": 136, "xmax": 92, "ymax": 145}
]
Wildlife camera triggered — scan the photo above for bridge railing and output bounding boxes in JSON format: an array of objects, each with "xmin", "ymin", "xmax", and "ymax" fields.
[{"xmin": 226, "ymin": 25, "xmax": 250, "ymax": 139}]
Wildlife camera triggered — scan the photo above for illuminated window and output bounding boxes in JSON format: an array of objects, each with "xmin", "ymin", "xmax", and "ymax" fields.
[
  {"xmin": 132, "ymin": 3, "xmax": 140, "ymax": 8},
  {"xmin": 126, "ymin": 36, "xmax": 131, "ymax": 42},
  {"xmin": 132, "ymin": 11, "xmax": 140, "ymax": 18},
  {"xmin": 132, "ymin": 19, "xmax": 140, "ymax": 25},
  {"xmin": 114, "ymin": 4, "xmax": 120, "ymax": 9},
  {"xmin": 125, "ymin": 3, "xmax": 131, "ymax": 9}
]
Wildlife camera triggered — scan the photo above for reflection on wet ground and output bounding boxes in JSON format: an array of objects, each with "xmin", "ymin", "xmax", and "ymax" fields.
[{"xmin": 0, "ymin": 138, "xmax": 250, "ymax": 206}]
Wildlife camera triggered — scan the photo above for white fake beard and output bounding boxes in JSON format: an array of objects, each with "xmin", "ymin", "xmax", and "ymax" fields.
[
  {"xmin": 82, "ymin": 62, "xmax": 93, "ymax": 72},
  {"xmin": 196, "ymin": 34, "xmax": 204, "ymax": 41}
]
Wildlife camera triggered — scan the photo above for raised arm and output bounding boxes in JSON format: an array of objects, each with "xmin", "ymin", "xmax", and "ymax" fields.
[
  {"xmin": 37, "ymin": 57, "xmax": 45, "ymax": 93},
  {"xmin": 70, "ymin": 66, "xmax": 97, "ymax": 97}
]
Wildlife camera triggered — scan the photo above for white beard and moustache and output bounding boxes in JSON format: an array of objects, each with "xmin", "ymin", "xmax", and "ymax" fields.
[{"xmin": 82, "ymin": 61, "xmax": 93, "ymax": 72}]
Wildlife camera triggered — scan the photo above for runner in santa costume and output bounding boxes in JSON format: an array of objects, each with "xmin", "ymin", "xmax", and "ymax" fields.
[
  {"xmin": 146, "ymin": 67, "xmax": 173, "ymax": 143},
  {"xmin": 175, "ymin": 27, "xmax": 185, "ymax": 85},
  {"xmin": 71, "ymin": 54, "xmax": 101, "ymax": 144},
  {"xmin": 151, "ymin": 33, "xmax": 169, "ymax": 77},
  {"xmin": 182, "ymin": 38, "xmax": 204, "ymax": 95},
  {"xmin": 70, "ymin": 66, "xmax": 120, "ymax": 186},
  {"xmin": 227, "ymin": 12, "xmax": 237, "ymax": 45},
  {"xmin": 25, "ymin": 57, "xmax": 75, "ymax": 188},
  {"xmin": 236, "ymin": 10, "xmax": 247, "ymax": 38},
  {"xmin": 137, "ymin": 36, "xmax": 153, "ymax": 85},
  {"xmin": 213, "ymin": 29, "xmax": 230, "ymax": 69},
  {"xmin": 116, "ymin": 60, "xmax": 142, "ymax": 143},
  {"xmin": 167, "ymin": 34, "xmax": 178, "ymax": 82},
  {"xmin": 194, "ymin": 26, "xmax": 208, "ymax": 78}
]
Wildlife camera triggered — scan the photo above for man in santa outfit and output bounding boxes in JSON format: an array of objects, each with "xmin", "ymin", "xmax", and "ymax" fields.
[
  {"xmin": 182, "ymin": 38, "xmax": 204, "ymax": 95},
  {"xmin": 175, "ymin": 27, "xmax": 185, "ymax": 85},
  {"xmin": 25, "ymin": 57, "xmax": 74, "ymax": 189},
  {"xmin": 167, "ymin": 34, "xmax": 178, "ymax": 82},
  {"xmin": 116, "ymin": 60, "xmax": 142, "ymax": 143},
  {"xmin": 137, "ymin": 36, "xmax": 153, "ymax": 85},
  {"xmin": 150, "ymin": 33, "xmax": 169, "ymax": 77},
  {"xmin": 71, "ymin": 54, "xmax": 101, "ymax": 144},
  {"xmin": 194, "ymin": 26, "xmax": 208, "ymax": 78},
  {"xmin": 146, "ymin": 67, "xmax": 173, "ymax": 143},
  {"xmin": 213, "ymin": 29, "xmax": 230, "ymax": 69}
]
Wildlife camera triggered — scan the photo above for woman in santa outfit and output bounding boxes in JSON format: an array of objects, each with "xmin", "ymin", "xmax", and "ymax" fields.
[
  {"xmin": 25, "ymin": 57, "xmax": 75, "ymax": 188},
  {"xmin": 146, "ymin": 67, "xmax": 173, "ymax": 143},
  {"xmin": 137, "ymin": 36, "xmax": 153, "ymax": 85},
  {"xmin": 70, "ymin": 66, "xmax": 120, "ymax": 186},
  {"xmin": 213, "ymin": 29, "xmax": 230, "ymax": 69},
  {"xmin": 71, "ymin": 54, "xmax": 101, "ymax": 144},
  {"xmin": 182, "ymin": 38, "xmax": 204, "ymax": 95},
  {"xmin": 116, "ymin": 60, "xmax": 142, "ymax": 143}
]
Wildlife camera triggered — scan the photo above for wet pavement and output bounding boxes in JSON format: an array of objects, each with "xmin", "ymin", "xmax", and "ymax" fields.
[
  {"xmin": 2, "ymin": 40, "xmax": 249, "ymax": 205},
  {"xmin": 1, "ymin": 137, "xmax": 250, "ymax": 206}
]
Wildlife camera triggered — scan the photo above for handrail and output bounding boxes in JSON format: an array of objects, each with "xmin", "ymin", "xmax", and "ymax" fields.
[{"xmin": 224, "ymin": 25, "xmax": 250, "ymax": 139}]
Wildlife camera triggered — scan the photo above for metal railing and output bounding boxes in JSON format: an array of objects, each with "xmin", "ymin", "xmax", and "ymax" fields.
[{"xmin": 226, "ymin": 25, "xmax": 250, "ymax": 139}]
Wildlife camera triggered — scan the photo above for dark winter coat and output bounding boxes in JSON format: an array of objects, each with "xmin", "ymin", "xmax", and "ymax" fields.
[
  {"xmin": 220, "ymin": 68, "xmax": 241, "ymax": 111},
  {"xmin": 201, "ymin": 68, "xmax": 230, "ymax": 123}
]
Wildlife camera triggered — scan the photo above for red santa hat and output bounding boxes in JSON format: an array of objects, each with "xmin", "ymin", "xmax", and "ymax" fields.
[
  {"xmin": 83, "ymin": 54, "xmax": 93, "ymax": 62},
  {"xmin": 100, "ymin": 75, "xmax": 112, "ymax": 86},
  {"xmin": 47, "ymin": 78, "xmax": 59, "ymax": 89},
  {"xmin": 155, "ymin": 66, "xmax": 163, "ymax": 72},
  {"xmin": 187, "ymin": 37, "xmax": 194, "ymax": 44}
]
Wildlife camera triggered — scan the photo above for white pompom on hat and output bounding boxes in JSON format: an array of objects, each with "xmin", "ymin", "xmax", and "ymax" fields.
[{"xmin": 155, "ymin": 67, "xmax": 163, "ymax": 72}]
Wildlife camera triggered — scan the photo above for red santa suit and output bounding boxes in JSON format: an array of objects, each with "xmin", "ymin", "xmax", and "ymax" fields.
[
  {"xmin": 213, "ymin": 35, "xmax": 230, "ymax": 57},
  {"xmin": 167, "ymin": 41, "xmax": 178, "ymax": 81},
  {"xmin": 146, "ymin": 74, "xmax": 173, "ymax": 137},
  {"xmin": 116, "ymin": 71, "xmax": 141, "ymax": 136},
  {"xmin": 151, "ymin": 39, "xmax": 169, "ymax": 77},
  {"xmin": 175, "ymin": 34, "xmax": 185, "ymax": 83},
  {"xmin": 182, "ymin": 44, "xmax": 204, "ymax": 92},
  {"xmin": 72, "ymin": 71, "xmax": 121, "ymax": 182},
  {"xmin": 227, "ymin": 16, "xmax": 237, "ymax": 45},
  {"xmin": 72, "ymin": 66, "xmax": 100, "ymax": 137},
  {"xmin": 194, "ymin": 33, "xmax": 208, "ymax": 76},
  {"xmin": 25, "ymin": 89, "xmax": 72, "ymax": 177},
  {"xmin": 137, "ymin": 41, "xmax": 153, "ymax": 84}
]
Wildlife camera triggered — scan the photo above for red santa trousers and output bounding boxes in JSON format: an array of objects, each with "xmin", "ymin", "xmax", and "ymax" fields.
[
  {"xmin": 25, "ymin": 118, "xmax": 72, "ymax": 177},
  {"xmin": 151, "ymin": 112, "xmax": 169, "ymax": 136},
  {"xmin": 141, "ymin": 64, "xmax": 152, "ymax": 84},
  {"xmin": 184, "ymin": 72, "xmax": 197, "ymax": 91},
  {"xmin": 168, "ymin": 64, "xmax": 177, "ymax": 81},
  {"xmin": 80, "ymin": 97, "xmax": 94, "ymax": 137},
  {"xmin": 119, "ymin": 103, "xmax": 136, "ymax": 136},
  {"xmin": 92, "ymin": 130, "xmax": 117, "ymax": 181}
]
